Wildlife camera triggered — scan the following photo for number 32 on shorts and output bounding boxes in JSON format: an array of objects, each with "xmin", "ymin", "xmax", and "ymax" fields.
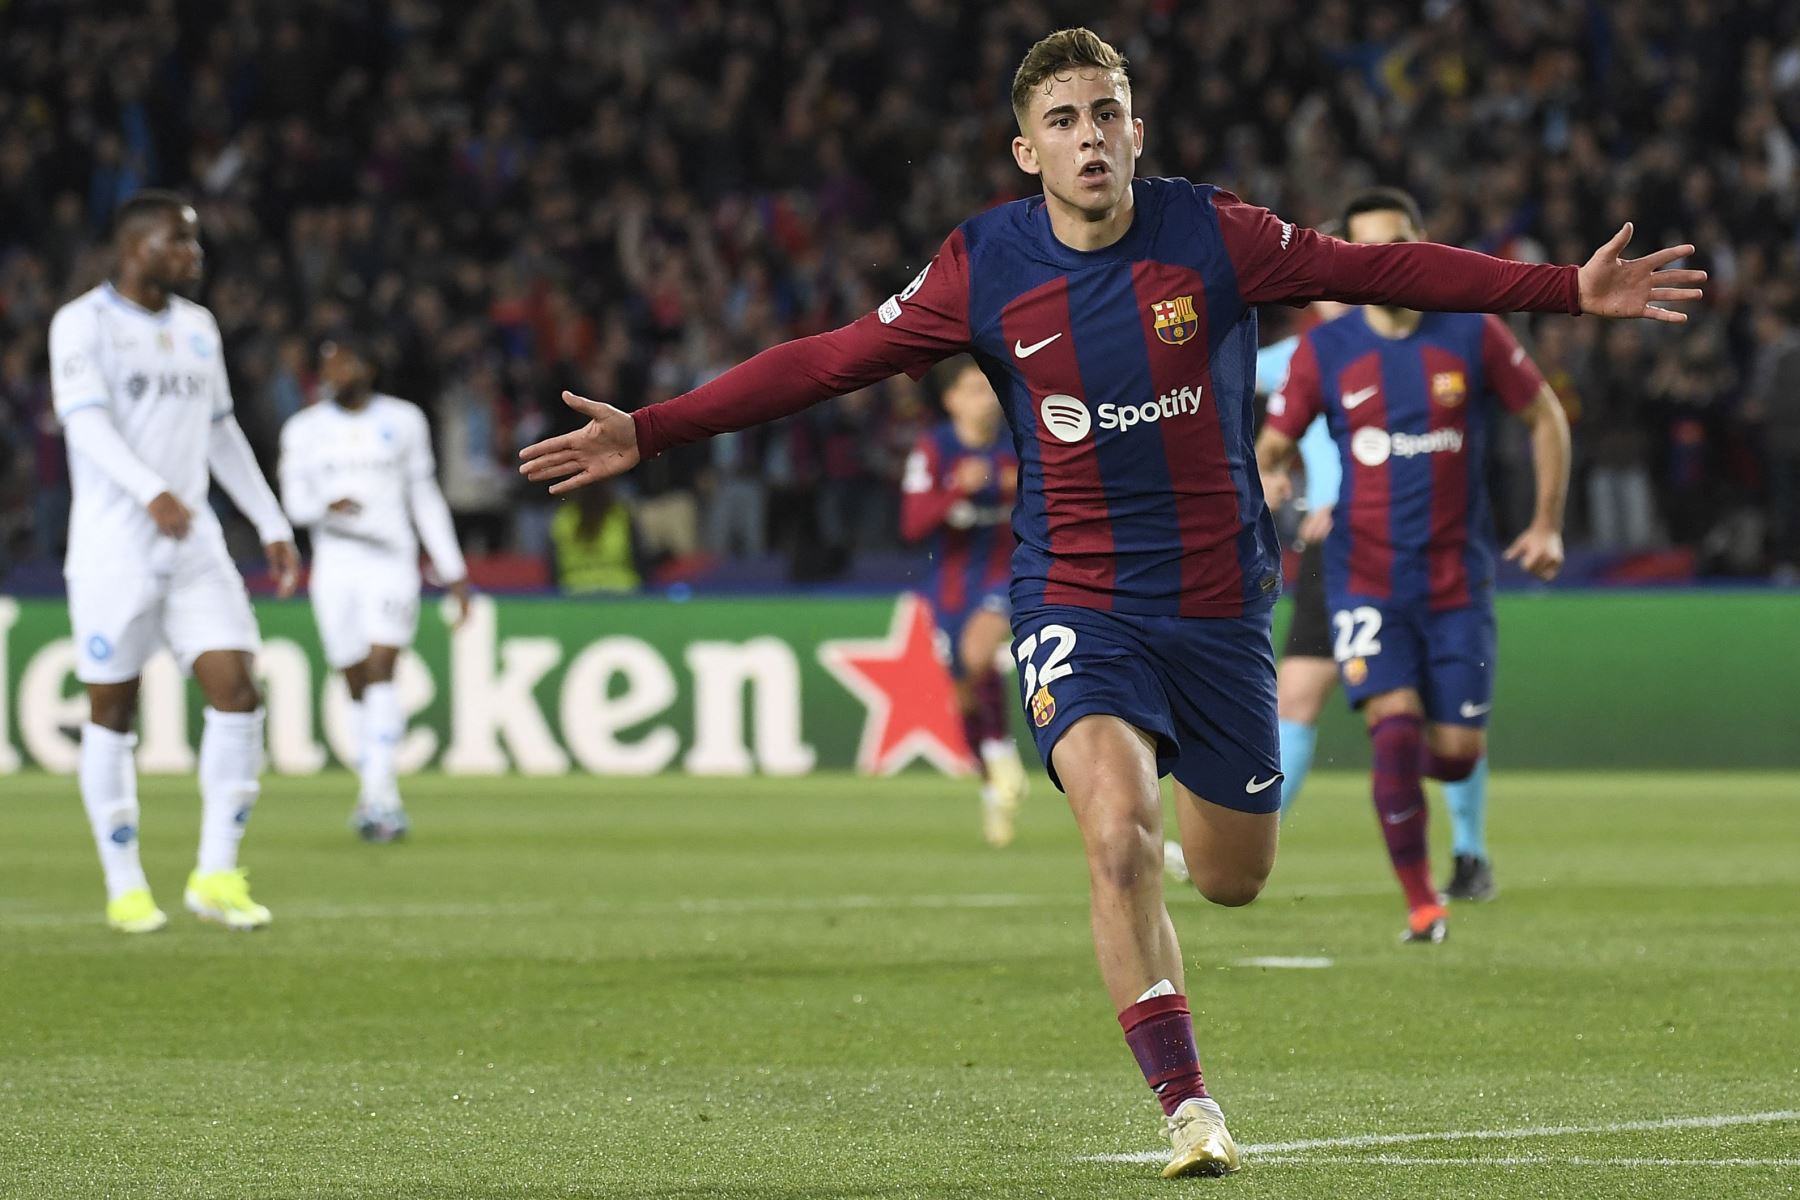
[{"xmin": 1016, "ymin": 624, "xmax": 1076, "ymax": 727}]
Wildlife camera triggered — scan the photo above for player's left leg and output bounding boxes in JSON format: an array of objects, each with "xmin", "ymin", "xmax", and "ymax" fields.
[
  {"xmin": 186, "ymin": 649, "xmax": 272, "ymax": 931},
  {"xmin": 1362, "ymin": 687, "xmax": 1446, "ymax": 943},
  {"xmin": 1422, "ymin": 603, "xmax": 1499, "ymax": 901},
  {"xmin": 169, "ymin": 553, "xmax": 271, "ymax": 930},
  {"xmin": 959, "ymin": 603, "xmax": 1025, "ymax": 846},
  {"xmin": 351, "ymin": 644, "xmax": 409, "ymax": 843}
]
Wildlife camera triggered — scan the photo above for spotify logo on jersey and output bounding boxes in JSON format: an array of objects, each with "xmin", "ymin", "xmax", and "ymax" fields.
[
  {"xmin": 1040, "ymin": 394, "xmax": 1092, "ymax": 443},
  {"xmin": 1351, "ymin": 427, "xmax": 1392, "ymax": 467}
]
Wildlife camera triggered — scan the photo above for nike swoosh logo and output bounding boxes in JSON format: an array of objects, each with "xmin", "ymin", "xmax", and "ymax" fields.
[
  {"xmin": 1342, "ymin": 385, "xmax": 1379, "ymax": 409},
  {"xmin": 1384, "ymin": 806, "xmax": 1421, "ymax": 825},
  {"xmin": 1245, "ymin": 775, "xmax": 1281, "ymax": 794},
  {"xmin": 1014, "ymin": 333, "xmax": 1062, "ymax": 359},
  {"xmin": 1459, "ymin": 701, "xmax": 1492, "ymax": 718}
]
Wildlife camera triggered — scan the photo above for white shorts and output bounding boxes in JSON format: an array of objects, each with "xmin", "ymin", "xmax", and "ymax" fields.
[
  {"xmin": 309, "ymin": 552, "xmax": 421, "ymax": 669},
  {"xmin": 68, "ymin": 546, "xmax": 261, "ymax": 684}
]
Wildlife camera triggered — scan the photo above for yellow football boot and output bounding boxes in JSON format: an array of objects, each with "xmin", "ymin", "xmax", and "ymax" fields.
[
  {"xmin": 106, "ymin": 888, "xmax": 168, "ymax": 934},
  {"xmin": 184, "ymin": 868, "xmax": 272, "ymax": 931},
  {"xmin": 1162, "ymin": 1097, "xmax": 1242, "ymax": 1179}
]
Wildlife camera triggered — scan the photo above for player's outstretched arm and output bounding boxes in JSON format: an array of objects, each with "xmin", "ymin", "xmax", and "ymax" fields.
[
  {"xmin": 1214, "ymin": 192, "xmax": 1705, "ymax": 321},
  {"xmin": 522, "ymin": 233, "xmax": 974, "ymax": 495}
]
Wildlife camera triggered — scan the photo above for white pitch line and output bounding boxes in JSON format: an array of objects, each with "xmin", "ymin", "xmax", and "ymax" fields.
[
  {"xmin": 0, "ymin": 892, "xmax": 1077, "ymax": 929},
  {"xmin": 1077, "ymin": 1109, "xmax": 1800, "ymax": 1164},
  {"xmin": 1246, "ymin": 1108, "xmax": 1800, "ymax": 1154},
  {"xmin": 1234, "ymin": 956, "xmax": 1334, "ymax": 969},
  {"xmin": 1252, "ymin": 1155, "xmax": 1800, "ymax": 1168}
]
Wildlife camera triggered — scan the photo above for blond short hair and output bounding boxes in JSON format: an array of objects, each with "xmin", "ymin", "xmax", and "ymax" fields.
[{"xmin": 1011, "ymin": 28, "xmax": 1130, "ymax": 126}]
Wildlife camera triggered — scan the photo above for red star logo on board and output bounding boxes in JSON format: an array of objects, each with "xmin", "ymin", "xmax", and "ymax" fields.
[{"xmin": 817, "ymin": 594, "xmax": 975, "ymax": 776}]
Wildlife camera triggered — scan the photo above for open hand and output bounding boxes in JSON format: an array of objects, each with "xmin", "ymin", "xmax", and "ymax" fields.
[
  {"xmin": 518, "ymin": 391, "xmax": 640, "ymax": 495},
  {"xmin": 265, "ymin": 540, "xmax": 301, "ymax": 598},
  {"xmin": 1504, "ymin": 524, "xmax": 1564, "ymax": 581},
  {"xmin": 1577, "ymin": 224, "xmax": 1707, "ymax": 323},
  {"xmin": 147, "ymin": 491, "xmax": 192, "ymax": 539}
]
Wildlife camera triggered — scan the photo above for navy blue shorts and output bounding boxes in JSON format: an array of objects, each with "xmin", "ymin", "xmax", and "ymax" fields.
[
  {"xmin": 1327, "ymin": 597, "xmax": 1496, "ymax": 727},
  {"xmin": 1010, "ymin": 604, "xmax": 1282, "ymax": 814},
  {"xmin": 931, "ymin": 589, "xmax": 1010, "ymax": 680}
]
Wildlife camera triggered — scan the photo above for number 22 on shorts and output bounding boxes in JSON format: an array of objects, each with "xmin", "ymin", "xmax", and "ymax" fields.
[
  {"xmin": 1332, "ymin": 606, "xmax": 1383, "ymax": 661},
  {"xmin": 1016, "ymin": 624, "xmax": 1077, "ymax": 728}
]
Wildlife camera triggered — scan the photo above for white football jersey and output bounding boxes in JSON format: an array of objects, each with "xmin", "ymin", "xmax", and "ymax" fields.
[
  {"xmin": 49, "ymin": 283, "xmax": 235, "ymax": 577},
  {"xmin": 278, "ymin": 394, "xmax": 440, "ymax": 565}
]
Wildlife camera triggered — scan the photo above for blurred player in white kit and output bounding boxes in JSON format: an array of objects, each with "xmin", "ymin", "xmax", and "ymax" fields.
[
  {"xmin": 279, "ymin": 333, "xmax": 469, "ymax": 842},
  {"xmin": 48, "ymin": 190, "xmax": 299, "ymax": 933}
]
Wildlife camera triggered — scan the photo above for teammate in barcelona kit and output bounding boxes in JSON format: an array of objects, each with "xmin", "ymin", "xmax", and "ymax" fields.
[
  {"xmin": 278, "ymin": 334, "xmax": 470, "ymax": 842},
  {"xmin": 48, "ymin": 191, "xmax": 300, "ymax": 934},
  {"xmin": 901, "ymin": 358, "xmax": 1030, "ymax": 846},
  {"xmin": 519, "ymin": 30, "xmax": 1701, "ymax": 1177},
  {"xmin": 1260, "ymin": 187, "xmax": 1576, "ymax": 944}
]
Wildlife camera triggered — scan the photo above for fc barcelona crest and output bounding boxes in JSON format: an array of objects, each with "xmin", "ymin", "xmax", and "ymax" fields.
[
  {"xmin": 1151, "ymin": 295, "xmax": 1199, "ymax": 346},
  {"xmin": 1431, "ymin": 370, "xmax": 1468, "ymax": 407},
  {"xmin": 1031, "ymin": 685, "xmax": 1057, "ymax": 728}
]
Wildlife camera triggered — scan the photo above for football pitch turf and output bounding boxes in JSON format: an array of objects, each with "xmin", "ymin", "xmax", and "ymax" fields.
[{"xmin": 1, "ymin": 770, "xmax": 1795, "ymax": 1199}]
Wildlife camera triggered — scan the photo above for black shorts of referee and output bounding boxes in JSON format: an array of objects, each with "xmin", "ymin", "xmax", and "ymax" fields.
[{"xmin": 1283, "ymin": 536, "xmax": 1333, "ymax": 660}]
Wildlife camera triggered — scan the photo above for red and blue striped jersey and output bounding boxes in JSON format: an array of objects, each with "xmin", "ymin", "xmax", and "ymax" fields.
[
  {"xmin": 633, "ymin": 177, "xmax": 1579, "ymax": 618},
  {"xmin": 1267, "ymin": 310, "xmax": 1547, "ymax": 609},
  {"xmin": 900, "ymin": 422, "xmax": 1017, "ymax": 617}
]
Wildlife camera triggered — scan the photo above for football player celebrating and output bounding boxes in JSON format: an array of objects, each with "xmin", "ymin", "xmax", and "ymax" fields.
[{"xmin": 521, "ymin": 31, "xmax": 1701, "ymax": 1177}]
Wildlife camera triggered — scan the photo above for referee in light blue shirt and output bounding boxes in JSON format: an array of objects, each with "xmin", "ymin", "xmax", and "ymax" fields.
[{"xmin": 1256, "ymin": 333, "xmax": 1340, "ymax": 817}]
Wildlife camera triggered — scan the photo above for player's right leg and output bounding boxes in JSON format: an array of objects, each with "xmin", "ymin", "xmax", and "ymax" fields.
[
  {"xmin": 1052, "ymin": 717, "xmax": 1238, "ymax": 1177},
  {"xmin": 1363, "ymin": 687, "xmax": 1447, "ymax": 944},
  {"xmin": 1015, "ymin": 607, "xmax": 1240, "ymax": 1177},
  {"xmin": 68, "ymin": 573, "xmax": 165, "ymax": 932}
]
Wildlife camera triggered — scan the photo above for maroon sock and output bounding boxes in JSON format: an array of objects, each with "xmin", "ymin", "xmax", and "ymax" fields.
[
  {"xmin": 1118, "ymin": 993, "xmax": 1209, "ymax": 1116},
  {"xmin": 960, "ymin": 702, "xmax": 988, "ymax": 776},
  {"xmin": 1421, "ymin": 748, "xmax": 1478, "ymax": 782},
  {"xmin": 1370, "ymin": 715, "xmax": 1438, "ymax": 910},
  {"xmin": 975, "ymin": 672, "xmax": 1011, "ymax": 745}
]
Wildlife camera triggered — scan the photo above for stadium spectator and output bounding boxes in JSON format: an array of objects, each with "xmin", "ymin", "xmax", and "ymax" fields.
[
  {"xmin": 1, "ymin": 0, "xmax": 1796, "ymax": 579},
  {"xmin": 549, "ymin": 484, "xmax": 646, "ymax": 595}
]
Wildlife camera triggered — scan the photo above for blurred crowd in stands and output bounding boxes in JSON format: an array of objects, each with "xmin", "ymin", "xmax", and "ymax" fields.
[{"xmin": 2, "ymin": 0, "xmax": 1799, "ymax": 586}]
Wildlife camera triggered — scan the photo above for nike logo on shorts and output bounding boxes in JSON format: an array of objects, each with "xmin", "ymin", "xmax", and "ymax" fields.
[
  {"xmin": 1014, "ymin": 333, "xmax": 1062, "ymax": 359},
  {"xmin": 1459, "ymin": 701, "xmax": 1492, "ymax": 719},
  {"xmin": 1245, "ymin": 775, "xmax": 1281, "ymax": 794}
]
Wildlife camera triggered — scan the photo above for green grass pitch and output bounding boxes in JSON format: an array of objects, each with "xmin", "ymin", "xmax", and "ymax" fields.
[{"xmin": 2, "ymin": 770, "xmax": 1796, "ymax": 1199}]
